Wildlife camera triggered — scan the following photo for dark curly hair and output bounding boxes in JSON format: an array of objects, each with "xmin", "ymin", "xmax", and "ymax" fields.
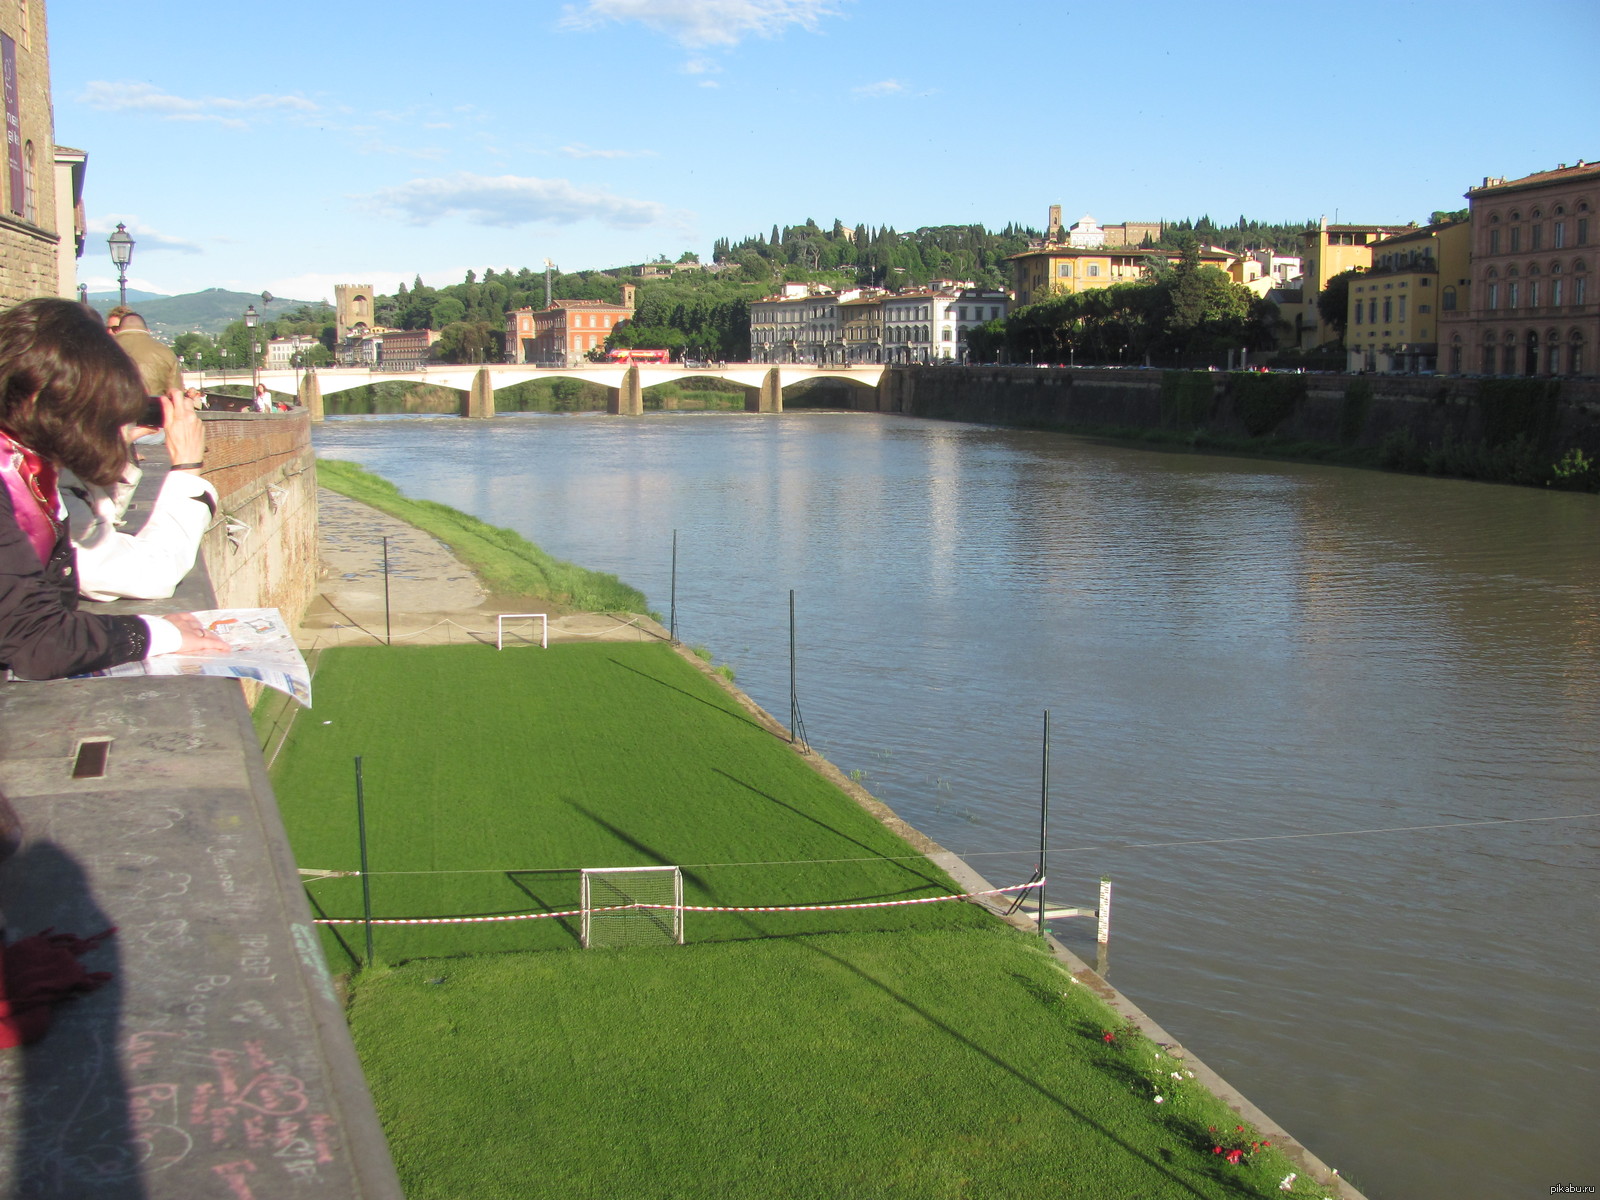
[{"xmin": 0, "ymin": 298, "xmax": 145, "ymax": 486}]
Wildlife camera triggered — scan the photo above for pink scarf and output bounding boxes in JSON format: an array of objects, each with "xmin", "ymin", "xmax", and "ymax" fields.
[{"xmin": 0, "ymin": 429, "xmax": 61, "ymax": 566}]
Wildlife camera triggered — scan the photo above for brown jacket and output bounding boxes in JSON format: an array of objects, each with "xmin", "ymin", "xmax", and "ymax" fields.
[{"xmin": 114, "ymin": 327, "xmax": 184, "ymax": 396}]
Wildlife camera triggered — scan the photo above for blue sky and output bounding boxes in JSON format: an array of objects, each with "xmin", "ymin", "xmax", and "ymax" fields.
[{"xmin": 51, "ymin": 0, "xmax": 1600, "ymax": 303}]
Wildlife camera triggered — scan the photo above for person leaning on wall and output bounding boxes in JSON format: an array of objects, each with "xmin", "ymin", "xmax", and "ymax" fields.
[
  {"xmin": 65, "ymin": 389, "xmax": 219, "ymax": 603},
  {"xmin": 0, "ymin": 298, "xmax": 227, "ymax": 679}
]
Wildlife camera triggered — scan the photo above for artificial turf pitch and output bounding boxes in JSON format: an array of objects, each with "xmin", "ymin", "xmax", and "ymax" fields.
[
  {"xmin": 272, "ymin": 642, "xmax": 988, "ymax": 965},
  {"xmin": 269, "ymin": 643, "xmax": 1320, "ymax": 1199}
]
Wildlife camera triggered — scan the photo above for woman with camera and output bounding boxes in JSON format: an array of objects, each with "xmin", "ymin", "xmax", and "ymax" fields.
[{"xmin": 0, "ymin": 298, "xmax": 227, "ymax": 679}]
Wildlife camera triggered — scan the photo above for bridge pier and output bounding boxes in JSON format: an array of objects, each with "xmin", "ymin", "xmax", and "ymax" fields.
[
  {"xmin": 463, "ymin": 368, "xmax": 495, "ymax": 418},
  {"xmin": 298, "ymin": 370, "xmax": 324, "ymax": 422},
  {"xmin": 756, "ymin": 367, "xmax": 784, "ymax": 413},
  {"xmin": 609, "ymin": 365, "xmax": 643, "ymax": 415}
]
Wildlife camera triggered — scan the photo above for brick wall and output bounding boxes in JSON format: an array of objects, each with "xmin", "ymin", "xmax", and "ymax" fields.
[{"xmin": 194, "ymin": 410, "xmax": 319, "ymax": 623}]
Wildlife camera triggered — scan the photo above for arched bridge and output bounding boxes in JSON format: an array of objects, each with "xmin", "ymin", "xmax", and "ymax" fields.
[{"xmin": 185, "ymin": 363, "xmax": 886, "ymax": 420}]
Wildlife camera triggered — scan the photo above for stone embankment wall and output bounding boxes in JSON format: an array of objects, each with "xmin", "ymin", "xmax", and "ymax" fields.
[
  {"xmin": 876, "ymin": 366, "xmax": 1600, "ymax": 458},
  {"xmin": 196, "ymin": 410, "xmax": 319, "ymax": 622}
]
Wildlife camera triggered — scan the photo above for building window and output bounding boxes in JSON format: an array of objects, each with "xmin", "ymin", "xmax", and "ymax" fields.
[
  {"xmin": 1354, "ymin": 302, "xmax": 1363, "ymax": 325},
  {"xmin": 1579, "ymin": 218, "xmax": 1589, "ymax": 246},
  {"xmin": 1572, "ymin": 334, "xmax": 1585, "ymax": 375},
  {"xmin": 1488, "ymin": 284, "xmax": 1499, "ymax": 310},
  {"xmin": 1575, "ymin": 275, "xmax": 1586, "ymax": 306},
  {"xmin": 1087, "ymin": 265, "xmax": 1100, "ymax": 277},
  {"xmin": 1530, "ymin": 282, "xmax": 1540, "ymax": 308},
  {"xmin": 1553, "ymin": 279, "xmax": 1563, "ymax": 306},
  {"xmin": 1398, "ymin": 296, "xmax": 1407, "ymax": 321},
  {"xmin": 21, "ymin": 142, "xmax": 35, "ymax": 224},
  {"xmin": 1509, "ymin": 283, "xmax": 1519, "ymax": 309},
  {"xmin": 1533, "ymin": 225, "xmax": 1543, "ymax": 250},
  {"xmin": 1511, "ymin": 227, "xmax": 1522, "ymax": 252},
  {"xmin": 1383, "ymin": 298, "xmax": 1392, "ymax": 322},
  {"xmin": 1489, "ymin": 229, "xmax": 1501, "ymax": 254},
  {"xmin": 1555, "ymin": 222, "xmax": 1566, "ymax": 248}
]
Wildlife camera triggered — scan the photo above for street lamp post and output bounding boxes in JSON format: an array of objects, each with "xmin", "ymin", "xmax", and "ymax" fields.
[
  {"xmin": 107, "ymin": 223, "xmax": 134, "ymax": 308},
  {"xmin": 244, "ymin": 304, "xmax": 260, "ymax": 392}
]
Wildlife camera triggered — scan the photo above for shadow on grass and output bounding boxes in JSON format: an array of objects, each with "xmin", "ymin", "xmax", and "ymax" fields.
[
  {"xmin": 303, "ymin": 884, "xmax": 361, "ymax": 970},
  {"xmin": 505, "ymin": 868, "xmax": 582, "ymax": 944},
  {"xmin": 793, "ymin": 938, "xmax": 1225, "ymax": 1200},
  {"xmin": 711, "ymin": 768, "xmax": 953, "ymax": 894},
  {"xmin": 603, "ymin": 654, "xmax": 765, "ymax": 732}
]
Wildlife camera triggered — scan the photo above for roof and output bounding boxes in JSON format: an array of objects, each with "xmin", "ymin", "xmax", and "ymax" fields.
[{"xmin": 1469, "ymin": 160, "xmax": 1600, "ymax": 197}]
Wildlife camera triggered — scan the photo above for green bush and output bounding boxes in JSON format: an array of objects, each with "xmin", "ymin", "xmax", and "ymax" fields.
[
  {"xmin": 1227, "ymin": 372, "xmax": 1306, "ymax": 437},
  {"xmin": 1339, "ymin": 378, "xmax": 1373, "ymax": 443},
  {"xmin": 1159, "ymin": 370, "xmax": 1216, "ymax": 428}
]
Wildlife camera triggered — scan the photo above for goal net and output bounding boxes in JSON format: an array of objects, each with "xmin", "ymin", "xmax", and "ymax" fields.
[{"xmin": 580, "ymin": 866, "xmax": 684, "ymax": 949}]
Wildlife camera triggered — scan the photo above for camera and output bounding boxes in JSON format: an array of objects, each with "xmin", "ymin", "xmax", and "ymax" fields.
[{"xmin": 139, "ymin": 397, "xmax": 165, "ymax": 428}]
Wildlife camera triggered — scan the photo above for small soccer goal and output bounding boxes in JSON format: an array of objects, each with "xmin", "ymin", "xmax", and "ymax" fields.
[
  {"xmin": 497, "ymin": 613, "xmax": 548, "ymax": 650},
  {"xmin": 580, "ymin": 866, "xmax": 684, "ymax": 949}
]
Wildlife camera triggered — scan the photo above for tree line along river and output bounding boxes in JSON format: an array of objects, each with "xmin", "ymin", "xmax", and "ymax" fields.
[{"xmin": 313, "ymin": 410, "xmax": 1600, "ymax": 1200}]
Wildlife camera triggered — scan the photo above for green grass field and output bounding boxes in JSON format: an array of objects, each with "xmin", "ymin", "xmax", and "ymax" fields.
[
  {"xmin": 273, "ymin": 643, "xmax": 987, "ymax": 965},
  {"xmin": 270, "ymin": 643, "xmax": 1331, "ymax": 1199},
  {"xmin": 353, "ymin": 931, "xmax": 1315, "ymax": 1200}
]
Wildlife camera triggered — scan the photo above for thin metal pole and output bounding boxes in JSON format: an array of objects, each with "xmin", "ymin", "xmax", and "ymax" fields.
[
  {"xmin": 382, "ymin": 536, "xmax": 392, "ymax": 646},
  {"xmin": 789, "ymin": 590, "xmax": 797, "ymax": 744},
  {"xmin": 356, "ymin": 756, "xmax": 374, "ymax": 967},
  {"xmin": 1039, "ymin": 710, "xmax": 1050, "ymax": 936},
  {"xmin": 670, "ymin": 529, "xmax": 678, "ymax": 643}
]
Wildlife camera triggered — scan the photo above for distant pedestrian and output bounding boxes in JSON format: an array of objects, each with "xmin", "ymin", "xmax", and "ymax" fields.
[{"xmin": 253, "ymin": 383, "xmax": 271, "ymax": 413}]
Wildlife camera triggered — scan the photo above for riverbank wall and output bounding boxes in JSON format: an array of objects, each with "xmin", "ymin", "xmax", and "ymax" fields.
[
  {"xmin": 196, "ymin": 409, "xmax": 320, "ymax": 622},
  {"xmin": 875, "ymin": 365, "xmax": 1600, "ymax": 466}
]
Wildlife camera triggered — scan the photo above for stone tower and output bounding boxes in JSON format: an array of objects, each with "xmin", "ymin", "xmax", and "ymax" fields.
[{"xmin": 334, "ymin": 283, "xmax": 374, "ymax": 340}]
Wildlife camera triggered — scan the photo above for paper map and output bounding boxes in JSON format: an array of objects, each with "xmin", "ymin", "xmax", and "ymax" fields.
[{"xmin": 85, "ymin": 607, "xmax": 312, "ymax": 706}]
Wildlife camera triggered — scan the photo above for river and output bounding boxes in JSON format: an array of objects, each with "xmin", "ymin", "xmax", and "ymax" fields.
[{"xmin": 312, "ymin": 411, "xmax": 1600, "ymax": 1200}]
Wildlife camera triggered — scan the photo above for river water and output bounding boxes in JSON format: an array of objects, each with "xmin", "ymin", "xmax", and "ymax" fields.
[{"xmin": 313, "ymin": 411, "xmax": 1599, "ymax": 1200}]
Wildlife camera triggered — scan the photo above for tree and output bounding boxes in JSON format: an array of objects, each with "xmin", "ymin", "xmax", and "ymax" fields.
[{"xmin": 1317, "ymin": 268, "xmax": 1363, "ymax": 341}]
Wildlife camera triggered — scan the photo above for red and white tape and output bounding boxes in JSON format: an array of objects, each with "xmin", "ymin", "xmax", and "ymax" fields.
[{"xmin": 310, "ymin": 881, "xmax": 1041, "ymax": 927}]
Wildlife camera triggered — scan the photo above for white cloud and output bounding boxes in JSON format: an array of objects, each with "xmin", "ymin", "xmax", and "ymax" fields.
[
  {"xmin": 558, "ymin": 0, "xmax": 840, "ymax": 48},
  {"xmin": 85, "ymin": 215, "xmax": 204, "ymax": 255},
  {"xmin": 366, "ymin": 173, "xmax": 681, "ymax": 231},
  {"xmin": 559, "ymin": 143, "xmax": 659, "ymax": 159},
  {"xmin": 852, "ymin": 79, "xmax": 906, "ymax": 98},
  {"xmin": 683, "ymin": 57, "xmax": 720, "ymax": 75},
  {"xmin": 77, "ymin": 81, "xmax": 317, "ymax": 128}
]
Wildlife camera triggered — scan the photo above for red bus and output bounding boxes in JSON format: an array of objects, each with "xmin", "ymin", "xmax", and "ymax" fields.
[{"xmin": 606, "ymin": 348, "xmax": 671, "ymax": 363}]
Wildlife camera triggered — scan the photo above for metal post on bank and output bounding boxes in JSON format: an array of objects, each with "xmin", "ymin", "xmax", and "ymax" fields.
[{"xmin": 355, "ymin": 756, "xmax": 375, "ymax": 967}]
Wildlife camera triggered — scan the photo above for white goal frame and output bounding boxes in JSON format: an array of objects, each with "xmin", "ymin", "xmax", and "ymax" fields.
[
  {"xmin": 580, "ymin": 865, "xmax": 684, "ymax": 948},
  {"xmin": 497, "ymin": 613, "xmax": 548, "ymax": 650}
]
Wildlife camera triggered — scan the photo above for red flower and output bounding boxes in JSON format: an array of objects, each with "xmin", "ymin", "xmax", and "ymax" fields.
[
  {"xmin": 1212, "ymin": 1147, "xmax": 1223, "ymax": 1155},
  {"xmin": 1226, "ymin": 1149, "xmax": 1244, "ymax": 1165},
  {"xmin": 1102, "ymin": 1031, "xmax": 1115, "ymax": 1043}
]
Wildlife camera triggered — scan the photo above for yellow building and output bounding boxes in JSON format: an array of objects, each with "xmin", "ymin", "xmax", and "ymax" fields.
[
  {"xmin": 1008, "ymin": 245, "xmax": 1235, "ymax": 308},
  {"xmin": 1345, "ymin": 220, "xmax": 1471, "ymax": 372},
  {"xmin": 1288, "ymin": 219, "xmax": 1416, "ymax": 348}
]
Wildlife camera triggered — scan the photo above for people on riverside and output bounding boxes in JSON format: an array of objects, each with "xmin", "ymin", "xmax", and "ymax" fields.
[
  {"xmin": 110, "ymin": 311, "xmax": 183, "ymax": 397},
  {"xmin": 253, "ymin": 383, "xmax": 271, "ymax": 413},
  {"xmin": 0, "ymin": 298, "xmax": 228, "ymax": 678}
]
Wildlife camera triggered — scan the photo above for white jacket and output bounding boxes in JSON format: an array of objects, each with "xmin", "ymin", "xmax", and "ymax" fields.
[{"xmin": 66, "ymin": 465, "xmax": 219, "ymax": 603}]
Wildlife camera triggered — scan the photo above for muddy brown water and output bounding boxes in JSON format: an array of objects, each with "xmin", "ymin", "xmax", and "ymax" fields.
[{"xmin": 315, "ymin": 411, "xmax": 1600, "ymax": 1200}]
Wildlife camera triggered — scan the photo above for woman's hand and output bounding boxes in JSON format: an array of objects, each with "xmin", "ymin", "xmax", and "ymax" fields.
[
  {"xmin": 161, "ymin": 390, "xmax": 206, "ymax": 468},
  {"xmin": 164, "ymin": 612, "xmax": 231, "ymax": 654}
]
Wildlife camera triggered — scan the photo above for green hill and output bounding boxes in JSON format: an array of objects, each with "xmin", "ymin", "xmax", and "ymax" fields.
[{"xmin": 87, "ymin": 287, "xmax": 328, "ymax": 337}]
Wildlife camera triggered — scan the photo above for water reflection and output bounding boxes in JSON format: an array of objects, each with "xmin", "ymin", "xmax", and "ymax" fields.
[{"xmin": 314, "ymin": 412, "xmax": 1600, "ymax": 1200}]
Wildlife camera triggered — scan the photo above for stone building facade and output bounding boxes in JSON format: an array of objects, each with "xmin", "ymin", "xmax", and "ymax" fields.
[
  {"xmin": 0, "ymin": 0, "xmax": 64, "ymax": 307},
  {"xmin": 1439, "ymin": 161, "xmax": 1598, "ymax": 377}
]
